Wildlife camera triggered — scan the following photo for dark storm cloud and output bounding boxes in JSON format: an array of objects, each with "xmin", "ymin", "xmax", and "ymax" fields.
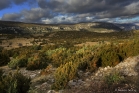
[
  {"xmin": 1, "ymin": 8, "xmax": 55, "ymax": 23},
  {"xmin": 39, "ymin": 0, "xmax": 139, "ymax": 18},
  {"xmin": 96, "ymin": 0, "xmax": 139, "ymax": 19},
  {"xmin": 0, "ymin": 0, "xmax": 34, "ymax": 10},
  {"xmin": 37, "ymin": 0, "xmax": 48, "ymax": 9},
  {"xmin": 1, "ymin": 0, "xmax": 139, "ymax": 23},
  {"xmin": 13, "ymin": 0, "xmax": 28, "ymax": 5},
  {"xmin": 0, "ymin": 0, "xmax": 11, "ymax": 10},
  {"xmin": 2, "ymin": 13, "xmax": 22, "ymax": 21},
  {"xmin": 21, "ymin": 8, "xmax": 55, "ymax": 23}
]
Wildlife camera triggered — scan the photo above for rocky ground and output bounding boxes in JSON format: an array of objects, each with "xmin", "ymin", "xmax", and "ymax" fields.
[
  {"xmin": 64, "ymin": 56, "xmax": 139, "ymax": 93},
  {"xmin": 0, "ymin": 56, "xmax": 139, "ymax": 93}
]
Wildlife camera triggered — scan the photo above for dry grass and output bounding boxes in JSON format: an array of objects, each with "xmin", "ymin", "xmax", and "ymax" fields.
[
  {"xmin": 74, "ymin": 41, "xmax": 110, "ymax": 47},
  {"xmin": 0, "ymin": 38, "xmax": 34, "ymax": 50}
]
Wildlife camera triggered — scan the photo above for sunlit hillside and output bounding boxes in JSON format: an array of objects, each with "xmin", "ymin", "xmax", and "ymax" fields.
[{"xmin": 0, "ymin": 22, "xmax": 139, "ymax": 93}]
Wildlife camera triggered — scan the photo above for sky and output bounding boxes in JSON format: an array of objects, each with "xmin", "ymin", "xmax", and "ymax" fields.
[{"xmin": 0, "ymin": 0, "xmax": 139, "ymax": 24}]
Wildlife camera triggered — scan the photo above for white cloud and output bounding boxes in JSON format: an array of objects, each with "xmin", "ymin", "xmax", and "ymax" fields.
[
  {"xmin": 125, "ymin": 1, "xmax": 139, "ymax": 15},
  {"xmin": 42, "ymin": 15, "xmax": 78, "ymax": 24}
]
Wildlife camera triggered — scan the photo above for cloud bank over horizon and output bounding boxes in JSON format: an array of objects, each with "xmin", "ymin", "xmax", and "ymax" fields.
[{"xmin": 0, "ymin": 0, "xmax": 139, "ymax": 24}]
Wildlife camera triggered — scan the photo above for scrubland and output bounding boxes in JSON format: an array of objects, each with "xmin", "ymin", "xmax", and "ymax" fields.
[{"xmin": 0, "ymin": 30, "xmax": 139, "ymax": 93}]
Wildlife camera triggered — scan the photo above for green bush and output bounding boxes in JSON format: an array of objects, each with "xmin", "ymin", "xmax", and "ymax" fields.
[
  {"xmin": 26, "ymin": 53, "xmax": 49, "ymax": 70},
  {"xmin": 105, "ymin": 72, "xmax": 123, "ymax": 85},
  {"xmin": 46, "ymin": 47, "xmax": 68, "ymax": 67},
  {"xmin": 0, "ymin": 69, "xmax": 3, "ymax": 80},
  {"xmin": 0, "ymin": 71, "xmax": 31, "ymax": 93},
  {"xmin": 99, "ymin": 46, "xmax": 120, "ymax": 67},
  {"xmin": 52, "ymin": 62, "xmax": 78, "ymax": 90},
  {"xmin": 32, "ymin": 45, "xmax": 41, "ymax": 50},
  {"xmin": 8, "ymin": 56, "xmax": 28, "ymax": 69},
  {"xmin": 0, "ymin": 52, "xmax": 10, "ymax": 66}
]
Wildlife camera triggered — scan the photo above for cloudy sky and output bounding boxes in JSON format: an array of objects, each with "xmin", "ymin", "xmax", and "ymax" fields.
[{"xmin": 0, "ymin": 0, "xmax": 139, "ymax": 24}]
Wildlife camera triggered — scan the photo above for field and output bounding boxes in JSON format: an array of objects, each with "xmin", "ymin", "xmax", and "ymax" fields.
[{"xmin": 0, "ymin": 30, "xmax": 139, "ymax": 93}]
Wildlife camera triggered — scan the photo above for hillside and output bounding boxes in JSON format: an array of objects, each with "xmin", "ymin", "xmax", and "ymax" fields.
[
  {"xmin": 0, "ymin": 38, "xmax": 139, "ymax": 93},
  {"xmin": 0, "ymin": 21, "xmax": 139, "ymax": 93},
  {"xmin": 0, "ymin": 21, "xmax": 122, "ymax": 35},
  {"xmin": 115, "ymin": 23, "xmax": 139, "ymax": 31}
]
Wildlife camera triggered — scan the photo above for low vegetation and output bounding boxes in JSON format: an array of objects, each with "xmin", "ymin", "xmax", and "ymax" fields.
[
  {"xmin": 52, "ymin": 62, "xmax": 78, "ymax": 90},
  {"xmin": 0, "ymin": 30, "xmax": 139, "ymax": 92},
  {"xmin": 0, "ymin": 49, "xmax": 10, "ymax": 66},
  {"xmin": 105, "ymin": 72, "xmax": 123, "ymax": 85},
  {"xmin": 0, "ymin": 69, "xmax": 31, "ymax": 93}
]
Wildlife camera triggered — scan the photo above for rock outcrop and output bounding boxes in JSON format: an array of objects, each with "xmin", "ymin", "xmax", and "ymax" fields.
[
  {"xmin": 36, "ymin": 56, "xmax": 139, "ymax": 93},
  {"xmin": 66, "ymin": 56, "xmax": 139, "ymax": 93}
]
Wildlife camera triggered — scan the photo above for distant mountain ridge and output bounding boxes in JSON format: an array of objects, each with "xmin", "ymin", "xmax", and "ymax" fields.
[
  {"xmin": 0, "ymin": 21, "xmax": 132, "ymax": 35},
  {"xmin": 115, "ymin": 23, "xmax": 139, "ymax": 31}
]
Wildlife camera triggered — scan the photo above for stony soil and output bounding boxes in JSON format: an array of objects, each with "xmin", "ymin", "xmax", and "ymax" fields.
[{"xmin": 0, "ymin": 56, "xmax": 139, "ymax": 93}]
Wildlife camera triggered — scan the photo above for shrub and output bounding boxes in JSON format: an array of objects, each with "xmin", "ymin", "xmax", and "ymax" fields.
[
  {"xmin": 105, "ymin": 72, "xmax": 123, "ymax": 86},
  {"xmin": 0, "ymin": 69, "xmax": 3, "ymax": 80},
  {"xmin": 46, "ymin": 47, "xmax": 67, "ymax": 67},
  {"xmin": 92, "ymin": 44, "xmax": 121, "ymax": 67},
  {"xmin": 32, "ymin": 45, "xmax": 41, "ymax": 50},
  {"xmin": 0, "ymin": 52, "xmax": 10, "ymax": 66},
  {"xmin": 40, "ymin": 65, "xmax": 52, "ymax": 75},
  {"xmin": 52, "ymin": 62, "xmax": 78, "ymax": 90},
  {"xmin": 26, "ymin": 53, "xmax": 49, "ymax": 70},
  {"xmin": 0, "ymin": 71, "xmax": 31, "ymax": 93},
  {"xmin": 100, "ymin": 49, "xmax": 120, "ymax": 67},
  {"xmin": 8, "ymin": 56, "xmax": 28, "ymax": 69}
]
